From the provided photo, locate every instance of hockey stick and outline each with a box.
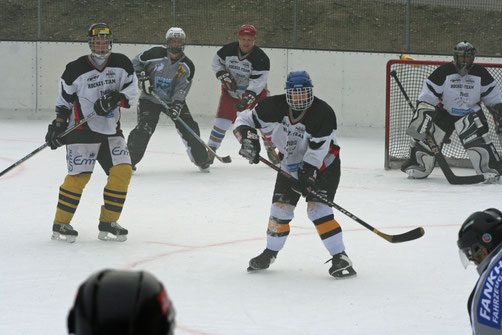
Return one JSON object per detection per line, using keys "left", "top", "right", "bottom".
{"left": 150, "top": 91, "right": 231, "bottom": 163}
{"left": 0, "top": 112, "right": 97, "bottom": 178}
{"left": 259, "top": 156, "right": 425, "bottom": 243}
{"left": 390, "top": 70, "right": 485, "bottom": 184}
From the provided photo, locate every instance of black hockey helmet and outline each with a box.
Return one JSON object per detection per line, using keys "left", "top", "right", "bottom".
{"left": 457, "top": 208, "right": 502, "bottom": 268}
{"left": 453, "top": 41, "right": 476, "bottom": 76}
{"left": 67, "top": 269, "right": 175, "bottom": 335}
{"left": 88, "top": 23, "right": 112, "bottom": 59}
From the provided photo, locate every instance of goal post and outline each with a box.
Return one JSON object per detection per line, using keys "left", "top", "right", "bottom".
{"left": 385, "top": 59, "right": 502, "bottom": 170}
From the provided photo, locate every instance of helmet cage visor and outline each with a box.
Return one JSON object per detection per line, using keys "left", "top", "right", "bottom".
{"left": 286, "top": 87, "right": 314, "bottom": 110}
{"left": 166, "top": 30, "right": 186, "bottom": 54}
{"left": 88, "top": 28, "right": 112, "bottom": 59}
{"left": 453, "top": 48, "right": 476, "bottom": 76}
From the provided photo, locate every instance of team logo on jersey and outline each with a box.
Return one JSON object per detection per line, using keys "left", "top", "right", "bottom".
{"left": 477, "top": 258, "right": 502, "bottom": 329}
{"left": 112, "top": 146, "right": 129, "bottom": 156}
{"left": 154, "top": 63, "right": 165, "bottom": 72}
{"left": 176, "top": 65, "right": 186, "bottom": 78}
{"left": 87, "top": 74, "right": 99, "bottom": 82}
{"left": 106, "top": 70, "right": 116, "bottom": 77}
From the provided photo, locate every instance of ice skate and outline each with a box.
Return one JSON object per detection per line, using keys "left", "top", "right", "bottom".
{"left": 197, "top": 160, "right": 211, "bottom": 173}
{"left": 51, "top": 223, "right": 78, "bottom": 243}
{"left": 328, "top": 251, "right": 357, "bottom": 279}
{"left": 247, "top": 248, "right": 278, "bottom": 272}
{"left": 98, "top": 221, "right": 128, "bottom": 242}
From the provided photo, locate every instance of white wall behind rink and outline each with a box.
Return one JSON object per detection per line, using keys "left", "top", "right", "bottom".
{"left": 2, "top": 41, "right": 500, "bottom": 128}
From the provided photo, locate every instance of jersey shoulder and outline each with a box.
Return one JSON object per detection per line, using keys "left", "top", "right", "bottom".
{"left": 109, "top": 53, "right": 134, "bottom": 75}
{"left": 469, "top": 64, "right": 495, "bottom": 85}
{"left": 217, "top": 42, "right": 239, "bottom": 59}
{"left": 139, "top": 46, "right": 168, "bottom": 62}
{"left": 61, "top": 56, "right": 94, "bottom": 85}
{"left": 306, "top": 97, "right": 337, "bottom": 131}
{"left": 255, "top": 94, "right": 288, "bottom": 122}
{"left": 428, "top": 62, "right": 457, "bottom": 85}
{"left": 248, "top": 46, "right": 270, "bottom": 71}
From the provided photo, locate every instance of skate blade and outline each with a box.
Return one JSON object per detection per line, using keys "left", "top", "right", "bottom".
{"left": 51, "top": 232, "right": 76, "bottom": 243}
{"left": 198, "top": 167, "right": 210, "bottom": 173}
{"left": 330, "top": 267, "right": 357, "bottom": 280}
{"left": 97, "top": 231, "right": 127, "bottom": 242}
{"left": 247, "top": 266, "right": 267, "bottom": 272}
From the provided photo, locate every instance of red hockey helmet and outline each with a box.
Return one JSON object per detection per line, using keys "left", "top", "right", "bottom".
{"left": 238, "top": 25, "right": 257, "bottom": 37}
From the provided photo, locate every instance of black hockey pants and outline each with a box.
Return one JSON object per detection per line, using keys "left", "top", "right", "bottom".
{"left": 127, "top": 98, "right": 208, "bottom": 167}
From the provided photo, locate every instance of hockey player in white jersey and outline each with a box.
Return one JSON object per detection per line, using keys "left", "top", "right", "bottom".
{"left": 233, "top": 71, "right": 356, "bottom": 279}
{"left": 402, "top": 41, "right": 502, "bottom": 181}
{"left": 207, "top": 24, "right": 279, "bottom": 166}
{"left": 457, "top": 208, "right": 502, "bottom": 334}
{"left": 46, "top": 23, "right": 138, "bottom": 243}
{"left": 127, "top": 27, "right": 209, "bottom": 172}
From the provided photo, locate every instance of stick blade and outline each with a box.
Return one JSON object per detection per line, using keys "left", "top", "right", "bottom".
{"left": 218, "top": 155, "right": 232, "bottom": 163}
{"left": 390, "top": 227, "right": 425, "bottom": 243}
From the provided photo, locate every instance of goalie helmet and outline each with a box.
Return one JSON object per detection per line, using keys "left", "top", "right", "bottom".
{"left": 88, "top": 23, "right": 112, "bottom": 59}
{"left": 457, "top": 208, "right": 502, "bottom": 268}
{"left": 67, "top": 269, "right": 175, "bottom": 335}
{"left": 453, "top": 41, "right": 476, "bottom": 76}
{"left": 285, "top": 71, "right": 314, "bottom": 111}
{"left": 165, "top": 27, "right": 186, "bottom": 55}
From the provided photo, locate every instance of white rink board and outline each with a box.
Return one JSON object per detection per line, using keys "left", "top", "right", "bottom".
{"left": 1, "top": 41, "right": 502, "bottom": 127}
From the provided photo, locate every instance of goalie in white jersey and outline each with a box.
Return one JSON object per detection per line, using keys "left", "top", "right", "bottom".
{"left": 233, "top": 71, "right": 356, "bottom": 279}
{"left": 45, "top": 23, "right": 138, "bottom": 243}
{"left": 402, "top": 41, "right": 502, "bottom": 181}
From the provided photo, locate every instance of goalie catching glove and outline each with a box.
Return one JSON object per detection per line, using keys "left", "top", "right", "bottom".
{"left": 216, "top": 71, "right": 237, "bottom": 93}
{"left": 234, "top": 125, "right": 260, "bottom": 164}
{"left": 293, "top": 162, "right": 318, "bottom": 197}
{"left": 45, "top": 119, "right": 68, "bottom": 150}
{"left": 94, "top": 90, "right": 121, "bottom": 116}
{"left": 235, "top": 91, "right": 256, "bottom": 112}
{"left": 163, "top": 101, "right": 184, "bottom": 120}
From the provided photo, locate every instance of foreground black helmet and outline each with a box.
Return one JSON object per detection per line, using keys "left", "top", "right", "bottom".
{"left": 68, "top": 269, "right": 175, "bottom": 335}
{"left": 88, "top": 23, "right": 112, "bottom": 59}
{"left": 457, "top": 208, "right": 502, "bottom": 268}
{"left": 453, "top": 41, "right": 476, "bottom": 76}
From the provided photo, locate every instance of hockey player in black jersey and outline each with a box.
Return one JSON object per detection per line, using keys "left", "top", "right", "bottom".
{"left": 46, "top": 23, "right": 138, "bottom": 243}
{"left": 233, "top": 71, "right": 356, "bottom": 279}
{"left": 401, "top": 41, "right": 502, "bottom": 182}
{"left": 126, "top": 27, "right": 209, "bottom": 172}
{"left": 207, "top": 25, "right": 279, "bottom": 166}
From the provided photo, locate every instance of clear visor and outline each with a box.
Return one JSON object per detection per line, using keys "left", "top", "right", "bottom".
{"left": 286, "top": 87, "right": 314, "bottom": 111}
{"left": 459, "top": 248, "right": 473, "bottom": 268}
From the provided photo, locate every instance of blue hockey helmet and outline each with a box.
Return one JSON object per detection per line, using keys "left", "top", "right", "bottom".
{"left": 457, "top": 208, "right": 502, "bottom": 268}
{"left": 285, "top": 71, "right": 314, "bottom": 110}
{"left": 67, "top": 269, "right": 175, "bottom": 335}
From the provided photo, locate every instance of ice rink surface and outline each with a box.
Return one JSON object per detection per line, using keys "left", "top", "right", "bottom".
{"left": 1, "top": 119, "right": 499, "bottom": 334}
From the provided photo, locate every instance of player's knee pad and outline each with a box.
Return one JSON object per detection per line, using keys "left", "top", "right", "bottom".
{"left": 456, "top": 112, "right": 502, "bottom": 175}
{"left": 270, "top": 202, "right": 295, "bottom": 222}
{"left": 307, "top": 201, "right": 333, "bottom": 222}
{"left": 401, "top": 140, "right": 436, "bottom": 179}
{"left": 107, "top": 164, "right": 133, "bottom": 191}
{"left": 406, "top": 102, "right": 437, "bottom": 141}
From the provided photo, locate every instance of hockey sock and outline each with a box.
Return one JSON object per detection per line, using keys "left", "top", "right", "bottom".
{"left": 266, "top": 202, "right": 295, "bottom": 251}
{"left": 99, "top": 164, "right": 132, "bottom": 223}
{"left": 308, "top": 202, "right": 345, "bottom": 255}
{"left": 208, "top": 118, "right": 232, "bottom": 149}
{"left": 53, "top": 173, "right": 92, "bottom": 225}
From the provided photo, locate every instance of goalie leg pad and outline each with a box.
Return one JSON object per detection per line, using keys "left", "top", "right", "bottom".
{"left": 456, "top": 112, "right": 502, "bottom": 176}
{"left": 406, "top": 102, "right": 437, "bottom": 141}
{"left": 401, "top": 140, "right": 436, "bottom": 179}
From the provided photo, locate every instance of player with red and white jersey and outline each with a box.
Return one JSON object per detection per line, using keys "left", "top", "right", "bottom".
{"left": 233, "top": 71, "right": 356, "bottom": 279}
{"left": 207, "top": 25, "right": 279, "bottom": 165}
{"left": 46, "top": 23, "right": 138, "bottom": 243}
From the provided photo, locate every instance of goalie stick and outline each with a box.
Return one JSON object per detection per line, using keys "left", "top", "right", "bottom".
{"left": 0, "top": 112, "right": 97, "bottom": 178}
{"left": 258, "top": 156, "right": 425, "bottom": 243}
{"left": 390, "top": 70, "right": 485, "bottom": 185}
{"left": 150, "top": 91, "right": 231, "bottom": 163}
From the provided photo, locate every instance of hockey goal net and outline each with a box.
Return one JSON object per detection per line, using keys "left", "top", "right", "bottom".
{"left": 385, "top": 59, "right": 502, "bottom": 169}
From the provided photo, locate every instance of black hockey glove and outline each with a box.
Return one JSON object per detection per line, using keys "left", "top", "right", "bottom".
{"left": 234, "top": 126, "right": 260, "bottom": 164}
{"left": 164, "top": 101, "right": 184, "bottom": 120}
{"left": 94, "top": 90, "right": 122, "bottom": 116}
{"left": 235, "top": 91, "right": 256, "bottom": 112}
{"left": 137, "top": 71, "right": 152, "bottom": 95}
{"left": 294, "top": 162, "right": 318, "bottom": 197}
{"left": 216, "top": 71, "right": 237, "bottom": 93}
{"left": 45, "top": 119, "right": 68, "bottom": 150}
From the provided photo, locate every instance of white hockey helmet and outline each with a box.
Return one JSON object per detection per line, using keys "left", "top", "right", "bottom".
{"left": 88, "top": 23, "right": 112, "bottom": 59}
{"left": 165, "top": 27, "right": 186, "bottom": 54}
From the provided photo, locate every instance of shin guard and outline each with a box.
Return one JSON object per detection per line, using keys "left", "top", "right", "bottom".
{"left": 53, "top": 173, "right": 91, "bottom": 225}
{"left": 99, "top": 164, "right": 132, "bottom": 223}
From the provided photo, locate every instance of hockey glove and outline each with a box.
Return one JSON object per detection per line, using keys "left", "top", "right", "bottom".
{"left": 235, "top": 91, "right": 257, "bottom": 112}
{"left": 234, "top": 125, "right": 261, "bottom": 164}
{"left": 294, "top": 162, "right": 318, "bottom": 197}
{"left": 216, "top": 71, "right": 237, "bottom": 93}
{"left": 94, "top": 90, "right": 122, "bottom": 116}
{"left": 137, "top": 71, "right": 152, "bottom": 95}
{"left": 164, "top": 101, "right": 184, "bottom": 120}
{"left": 45, "top": 118, "right": 68, "bottom": 150}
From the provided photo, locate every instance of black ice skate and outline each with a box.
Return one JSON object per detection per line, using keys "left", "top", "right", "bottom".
{"left": 327, "top": 251, "right": 357, "bottom": 279}
{"left": 98, "top": 221, "right": 128, "bottom": 242}
{"left": 51, "top": 223, "right": 78, "bottom": 243}
{"left": 247, "top": 248, "right": 278, "bottom": 272}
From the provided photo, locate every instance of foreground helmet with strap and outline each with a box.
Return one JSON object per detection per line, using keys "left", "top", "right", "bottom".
{"left": 88, "top": 23, "right": 112, "bottom": 59}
